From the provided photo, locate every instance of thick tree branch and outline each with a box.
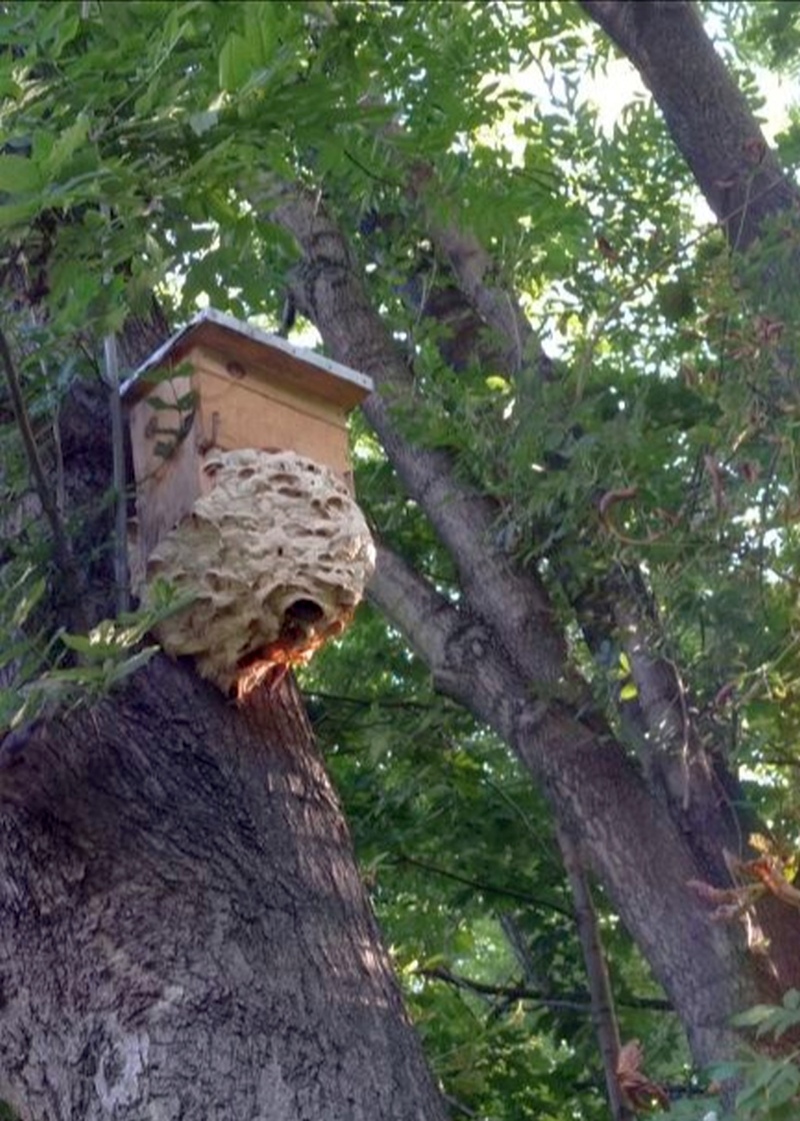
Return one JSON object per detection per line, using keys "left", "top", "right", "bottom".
{"left": 267, "top": 185, "right": 572, "bottom": 688}
{"left": 367, "top": 543, "right": 453, "bottom": 669}
{"left": 372, "top": 545, "right": 658, "bottom": 1093}
{"left": 408, "top": 168, "right": 541, "bottom": 379}
{"left": 368, "top": 545, "right": 755, "bottom": 1067}
{"left": 580, "top": 0, "right": 798, "bottom": 250}
{"left": 576, "top": 564, "right": 749, "bottom": 884}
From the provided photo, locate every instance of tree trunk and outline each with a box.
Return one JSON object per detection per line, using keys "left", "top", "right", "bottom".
{"left": 0, "top": 656, "right": 447, "bottom": 1121}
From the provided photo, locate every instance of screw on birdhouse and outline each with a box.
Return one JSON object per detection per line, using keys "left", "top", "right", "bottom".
{"left": 120, "top": 308, "right": 375, "bottom": 695}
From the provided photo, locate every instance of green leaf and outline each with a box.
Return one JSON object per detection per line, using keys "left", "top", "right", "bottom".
{"left": 43, "top": 115, "right": 90, "bottom": 178}
{"left": 0, "top": 155, "right": 43, "bottom": 194}
{"left": 219, "top": 31, "right": 252, "bottom": 91}
{"left": 733, "top": 1003, "right": 780, "bottom": 1028}
{"left": 782, "top": 987, "right": 800, "bottom": 1011}
{"left": 105, "top": 646, "right": 159, "bottom": 685}
{"left": 58, "top": 632, "right": 96, "bottom": 656}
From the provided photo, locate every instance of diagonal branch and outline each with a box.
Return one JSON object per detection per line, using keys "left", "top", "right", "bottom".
{"left": 580, "top": 0, "right": 798, "bottom": 251}
{"left": 420, "top": 964, "right": 671, "bottom": 1014}
{"left": 368, "top": 545, "right": 750, "bottom": 1068}
{"left": 367, "top": 542, "right": 454, "bottom": 671}
{"left": 393, "top": 852, "right": 574, "bottom": 919}
{"left": 268, "top": 184, "right": 572, "bottom": 689}
{"left": 408, "top": 167, "right": 541, "bottom": 379}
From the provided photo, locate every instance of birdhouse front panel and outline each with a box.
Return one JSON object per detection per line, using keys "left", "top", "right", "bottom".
{"left": 191, "top": 344, "right": 352, "bottom": 482}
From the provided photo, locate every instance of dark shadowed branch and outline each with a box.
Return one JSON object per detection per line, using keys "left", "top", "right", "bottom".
{"left": 0, "top": 324, "right": 87, "bottom": 632}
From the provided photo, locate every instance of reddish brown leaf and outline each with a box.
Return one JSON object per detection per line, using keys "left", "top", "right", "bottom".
{"left": 617, "top": 1040, "right": 671, "bottom": 1112}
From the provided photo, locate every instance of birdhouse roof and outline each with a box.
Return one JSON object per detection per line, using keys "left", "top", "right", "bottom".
{"left": 120, "top": 308, "right": 374, "bottom": 409}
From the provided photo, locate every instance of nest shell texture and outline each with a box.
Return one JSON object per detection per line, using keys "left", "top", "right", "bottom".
{"left": 145, "top": 448, "right": 375, "bottom": 690}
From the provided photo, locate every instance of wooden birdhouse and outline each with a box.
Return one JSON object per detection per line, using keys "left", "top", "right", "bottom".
{"left": 121, "top": 308, "right": 374, "bottom": 592}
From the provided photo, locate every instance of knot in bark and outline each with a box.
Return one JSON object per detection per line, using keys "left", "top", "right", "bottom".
{"left": 440, "top": 619, "right": 495, "bottom": 680}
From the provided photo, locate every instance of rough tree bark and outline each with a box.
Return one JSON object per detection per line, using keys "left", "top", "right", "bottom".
{"left": 0, "top": 655, "right": 448, "bottom": 1121}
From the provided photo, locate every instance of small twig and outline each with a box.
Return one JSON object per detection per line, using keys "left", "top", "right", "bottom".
{"left": 422, "top": 965, "right": 593, "bottom": 1013}
{"left": 103, "top": 330, "right": 130, "bottom": 614}
{"left": 51, "top": 403, "right": 66, "bottom": 518}
{"left": 303, "top": 689, "right": 437, "bottom": 712}
{"left": 394, "top": 852, "right": 574, "bottom": 918}
{"left": 557, "top": 824, "right": 636, "bottom": 1121}
{"left": 99, "top": 203, "right": 130, "bottom": 616}
{"left": 31, "top": 324, "right": 67, "bottom": 521}
{"left": 419, "top": 964, "right": 671, "bottom": 1013}
{"left": 343, "top": 148, "right": 400, "bottom": 189}
{"left": 499, "top": 912, "right": 548, "bottom": 991}
{"left": 0, "top": 324, "right": 87, "bottom": 631}
{"left": 442, "top": 1091, "right": 478, "bottom": 1118}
